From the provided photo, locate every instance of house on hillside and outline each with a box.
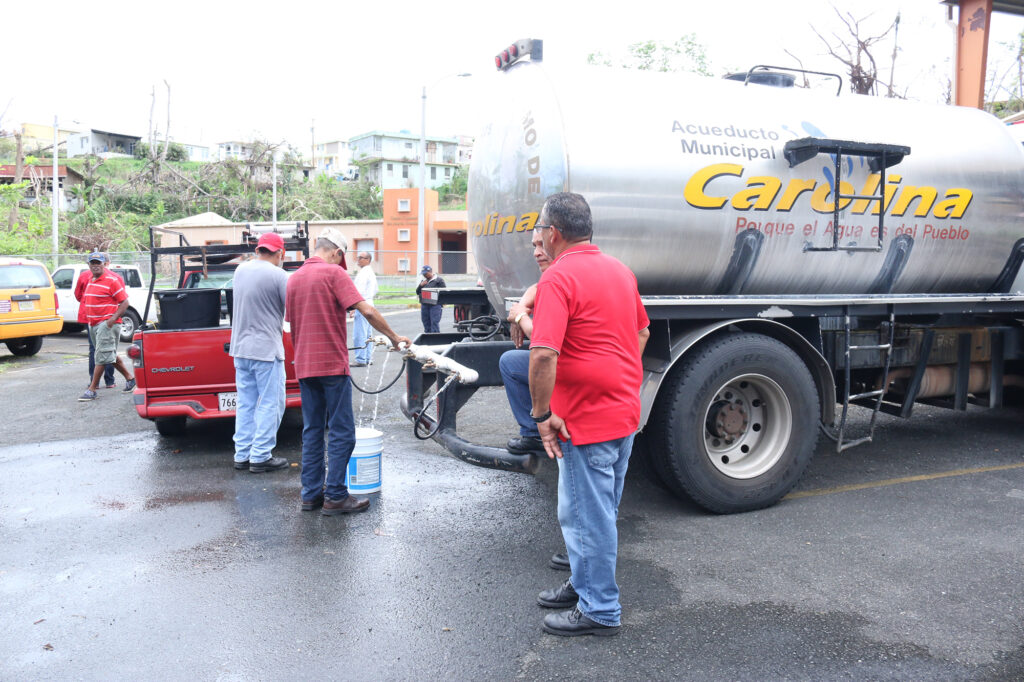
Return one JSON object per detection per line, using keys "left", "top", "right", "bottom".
{"left": 217, "top": 141, "right": 254, "bottom": 161}
{"left": 313, "top": 140, "right": 356, "bottom": 179}
{"left": 348, "top": 131, "right": 459, "bottom": 190}
{"left": 0, "top": 164, "right": 85, "bottom": 211}
{"left": 67, "top": 129, "right": 141, "bottom": 157}
{"left": 174, "top": 141, "right": 211, "bottom": 162}
{"left": 17, "top": 123, "right": 78, "bottom": 154}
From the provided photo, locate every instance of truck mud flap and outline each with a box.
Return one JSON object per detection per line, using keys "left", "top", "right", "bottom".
{"left": 402, "top": 334, "right": 540, "bottom": 475}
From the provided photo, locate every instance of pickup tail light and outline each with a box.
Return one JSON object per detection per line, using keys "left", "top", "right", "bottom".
{"left": 54, "top": 293, "right": 59, "bottom": 310}
{"left": 127, "top": 342, "right": 143, "bottom": 367}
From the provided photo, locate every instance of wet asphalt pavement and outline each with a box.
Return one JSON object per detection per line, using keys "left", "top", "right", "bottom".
{"left": 2, "top": 307, "right": 1024, "bottom": 680}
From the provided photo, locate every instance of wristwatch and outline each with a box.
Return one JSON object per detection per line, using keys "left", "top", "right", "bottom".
{"left": 530, "top": 409, "right": 552, "bottom": 423}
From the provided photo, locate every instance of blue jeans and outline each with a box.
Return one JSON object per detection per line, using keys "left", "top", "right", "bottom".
{"left": 499, "top": 349, "right": 537, "bottom": 437}
{"left": 233, "top": 357, "right": 286, "bottom": 464}
{"left": 87, "top": 326, "right": 115, "bottom": 386}
{"left": 420, "top": 304, "right": 442, "bottom": 333}
{"left": 299, "top": 375, "right": 355, "bottom": 502}
{"left": 557, "top": 434, "right": 634, "bottom": 627}
{"left": 353, "top": 311, "right": 372, "bottom": 364}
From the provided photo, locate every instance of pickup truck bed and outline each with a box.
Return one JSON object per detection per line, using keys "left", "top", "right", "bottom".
{"left": 131, "top": 323, "right": 301, "bottom": 435}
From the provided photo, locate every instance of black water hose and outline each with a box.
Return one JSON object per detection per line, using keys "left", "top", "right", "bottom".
{"left": 350, "top": 357, "right": 407, "bottom": 395}
{"left": 455, "top": 314, "right": 503, "bottom": 341}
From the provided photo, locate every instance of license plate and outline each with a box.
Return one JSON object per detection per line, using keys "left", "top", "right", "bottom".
{"left": 218, "top": 392, "right": 237, "bottom": 412}
{"left": 17, "top": 300, "right": 34, "bottom": 311}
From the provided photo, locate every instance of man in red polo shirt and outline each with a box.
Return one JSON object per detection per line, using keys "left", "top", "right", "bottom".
{"left": 286, "top": 228, "right": 410, "bottom": 515}
{"left": 528, "top": 193, "right": 650, "bottom": 637}
{"left": 79, "top": 251, "right": 136, "bottom": 401}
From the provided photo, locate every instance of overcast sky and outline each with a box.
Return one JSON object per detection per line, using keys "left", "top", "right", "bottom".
{"left": 5, "top": 0, "right": 1024, "bottom": 155}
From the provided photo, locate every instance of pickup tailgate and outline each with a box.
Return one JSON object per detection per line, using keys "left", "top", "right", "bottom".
{"left": 135, "top": 327, "right": 300, "bottom": 420}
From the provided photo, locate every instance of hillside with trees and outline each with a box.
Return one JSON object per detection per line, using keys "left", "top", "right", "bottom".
{"left": 0, "top": 136, "right": 469, "bottom": 255}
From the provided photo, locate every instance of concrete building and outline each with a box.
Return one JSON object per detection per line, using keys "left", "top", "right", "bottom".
{"left": 67, "top": 129, "right": 141, "bottom": 157}
{"left": 155, "top": 189, "right": 471, "bottom": 276}
{"left": 348, "top": 130, "right": 458, "bottom": 190}
{"left": 379, "top": 188, "right": 472, "bottom": 275}
{"left": 313, "top": 140, "right": 356, "bottom": 179}
{"left": 17, "top": 123, "right": 78, "bottom": 154}
{"left": 217, "top": 141, "right": 254, "bottom": 161}
{"left": 175, "top": 142, "right": 211, "bottom": 162}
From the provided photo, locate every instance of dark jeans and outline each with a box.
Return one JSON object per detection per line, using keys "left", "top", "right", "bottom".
{"left": 87, "top": 326, "right": 115, "bottom": 386}
{"left": 299, "top": 375, "right": 356, "bottom": 502}
{"left": 420, "top": 304, "right": 442, "bottom": 333}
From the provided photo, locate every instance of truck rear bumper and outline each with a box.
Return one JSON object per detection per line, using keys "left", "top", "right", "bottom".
{"left": 134, "top": 389, "right": 301, "bottom": 420}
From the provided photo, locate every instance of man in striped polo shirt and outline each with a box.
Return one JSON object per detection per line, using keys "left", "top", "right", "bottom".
{"left": 79, "top": 252, "right": 136, "bottom": 402}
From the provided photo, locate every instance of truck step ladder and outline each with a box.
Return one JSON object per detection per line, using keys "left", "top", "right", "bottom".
{"left": 834, "top": 306, "right": 896, "bottom": 452}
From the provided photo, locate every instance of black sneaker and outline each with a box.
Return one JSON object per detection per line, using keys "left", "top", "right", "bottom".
{"left": 233, "top": 460, "right": 250, "bottom": 470}
{"left": 122, "top": 378, "right": 137, "bottom": 393}
{"left": 542, "top": 606, "right": 619, "bottom": 637}
{"left": 538, "top": 579, "right": 579, "bottom": 608}
{"left": 249, "top": 456, "right": 289, "bottom": 473}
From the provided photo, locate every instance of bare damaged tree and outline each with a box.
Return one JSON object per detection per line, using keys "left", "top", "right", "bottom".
{"left": 6, "top": 132, "right": 24, "bottom": 231}
{"left": 812, "top": 7, "right": 902, "bottom": 96}
{"left": 161, "top": 80, "right": 171, "bottom": 163}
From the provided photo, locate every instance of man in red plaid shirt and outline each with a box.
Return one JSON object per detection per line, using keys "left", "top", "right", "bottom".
{"left": 286, "top": 228, "right": 410, "bottom": 515}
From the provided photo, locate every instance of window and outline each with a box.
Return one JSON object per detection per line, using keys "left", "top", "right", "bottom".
{"left": 398, "top": 228, "right": 411, "bottom": 241}
{"left": 402, "top": 165, "right": 409, "bottom": 179}
{"left": 397, "top": 198, "right": 410, "bottom": 212}
{"left": 0, "top": 264, "right": 50, "bottom": 288}
{"left": 398, "top": 258, "right": 410, "bottom": 272}
{"left": 430, "top": 167, "right": 436, "bottom": 180}
{"left": 445, "top": 167, "right": 451, "bottom": 178}
{"left": 52, "top": 268, "right": 73, "bottom": 289}
{"left": 404, "top": 142, "right": 413, "bottom": 149}
{"left": 386, "top": 163, "right": 393, "bottom": 177}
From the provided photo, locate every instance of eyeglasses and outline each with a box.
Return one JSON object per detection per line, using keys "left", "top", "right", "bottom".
{"left": 534, "top": 223, "right": 554, "bottom": 231}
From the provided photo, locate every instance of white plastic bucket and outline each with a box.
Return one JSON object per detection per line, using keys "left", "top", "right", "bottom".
{"left": 346, "top": 427, "right": 383, "bottom": 494}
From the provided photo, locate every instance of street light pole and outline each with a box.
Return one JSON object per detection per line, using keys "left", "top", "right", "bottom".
{"left": 418, "top": 73, "right": 471, "bottom": 277}
{"left": 52, "top": 115, "right": 59, "bottom": 267}
{"left": 418, "top": 86, "right": 427, "bottom": 277}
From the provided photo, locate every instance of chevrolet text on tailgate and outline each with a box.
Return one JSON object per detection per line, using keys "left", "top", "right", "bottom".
{"left": 128, "top": 223, "right": 309, "bottom": 436}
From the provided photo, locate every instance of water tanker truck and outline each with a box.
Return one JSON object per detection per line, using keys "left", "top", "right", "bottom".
{"left": 401, "top": 39, "right": 1024, "bottom": 513}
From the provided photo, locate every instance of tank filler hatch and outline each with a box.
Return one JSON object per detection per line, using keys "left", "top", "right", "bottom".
{"left": 784, "top": 137, "right": 911, "bottom": 253}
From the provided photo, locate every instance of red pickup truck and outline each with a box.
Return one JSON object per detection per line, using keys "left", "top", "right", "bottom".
{"left": 128, "top": 225, "right": 309, "bottom": 436}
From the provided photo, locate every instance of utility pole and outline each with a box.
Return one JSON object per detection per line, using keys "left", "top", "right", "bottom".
{"left": 52, "top": 115, "right": 59, "bottom": 267}
{"left": 310, "top": 119, "right": 315, "bottom": 171}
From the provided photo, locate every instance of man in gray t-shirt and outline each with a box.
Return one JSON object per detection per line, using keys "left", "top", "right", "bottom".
{"left": 229, "top": 232, "right": 290, "bottom": 473}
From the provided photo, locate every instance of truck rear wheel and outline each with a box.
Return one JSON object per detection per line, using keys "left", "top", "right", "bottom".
{"left": 155, "top": 417, "right": 187, "bottom": 437}
{"left": 649, "top": 332, "right": 819, "bottom": 513}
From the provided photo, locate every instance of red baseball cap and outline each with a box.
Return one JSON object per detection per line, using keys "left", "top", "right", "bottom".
{"left": 257, "top": 232, "right": 285, "bottom": 252}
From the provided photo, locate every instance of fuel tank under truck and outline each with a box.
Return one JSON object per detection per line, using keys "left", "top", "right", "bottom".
{"left": 468, "top": 60, "right": 1024, "bottom": 314}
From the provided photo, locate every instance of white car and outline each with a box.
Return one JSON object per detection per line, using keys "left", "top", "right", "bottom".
{"left": 51, "top": 263, "right": 155, "bottom": 342}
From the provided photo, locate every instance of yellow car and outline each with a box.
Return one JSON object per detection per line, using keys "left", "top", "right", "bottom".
{"left": 0, "top": 256, "right": 63, "bottom": 356}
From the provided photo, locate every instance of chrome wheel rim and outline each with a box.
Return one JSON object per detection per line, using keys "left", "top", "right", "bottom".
{"left": 702, "top": 373, "right": 792, "bottom": 479}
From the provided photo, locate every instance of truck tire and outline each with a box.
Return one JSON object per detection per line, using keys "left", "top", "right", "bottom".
{"left": 119, "top": 310, "right": 141, "bottom": 342}
{"left": 649, "top": 332, "right": 819, "bottom": 513}
{"left": 155, "top": 417, "right": 187, "bottom": 437}
{"left": 6, "top": 337, "right": 44, "bottom": 356}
